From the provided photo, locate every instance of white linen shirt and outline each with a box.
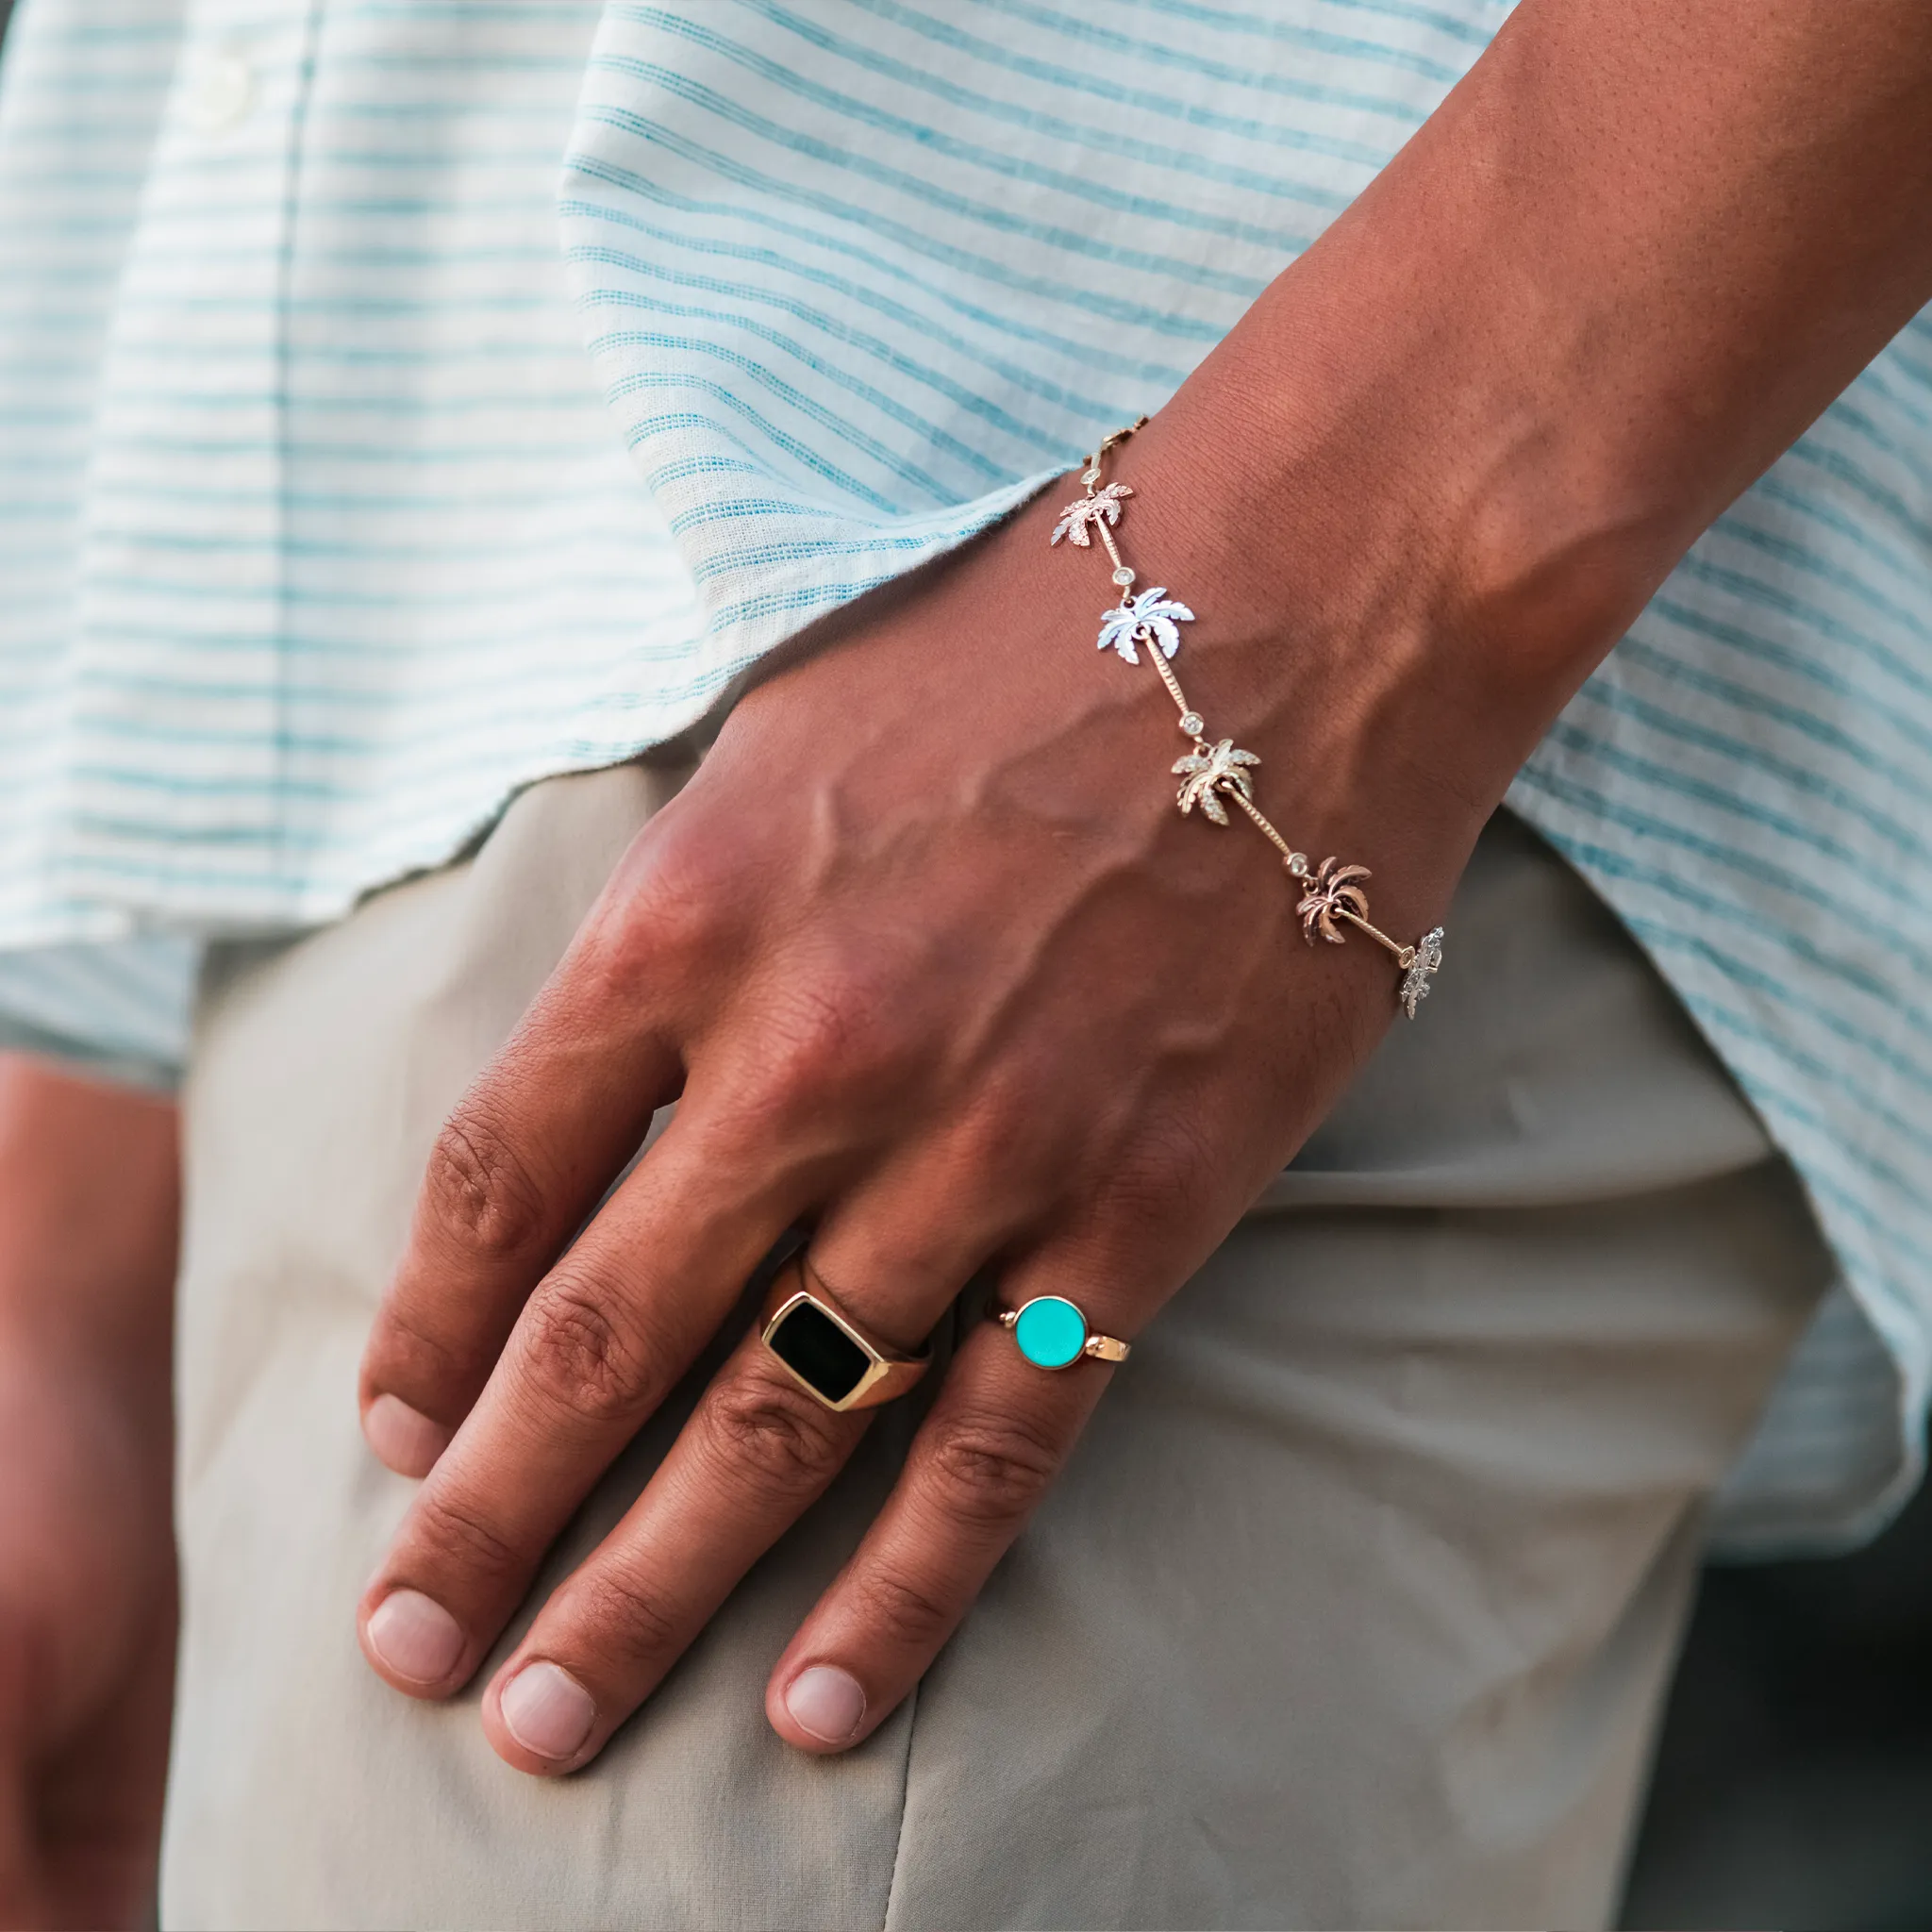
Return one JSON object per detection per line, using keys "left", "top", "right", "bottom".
{"left": 0, "top": 0, "right": 1927, "bottom": 1550}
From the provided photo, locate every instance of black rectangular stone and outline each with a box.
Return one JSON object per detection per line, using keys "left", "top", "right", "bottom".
{"left": 768, "top": 1298, "right": 871, "bottom": 1404}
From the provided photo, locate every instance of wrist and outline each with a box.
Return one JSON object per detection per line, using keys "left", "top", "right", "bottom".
{"left": 1041, "top": 401, "right": 1518, "bottom": 931}
{"left": 1142, "top": 333, "right": 1657, "bottom": 769}
{"left": 1113, "top": 41, "right": 1752, "bottom": 814}
{"left": 1020, "top": 423, "right": 1476, "bottom": 1014}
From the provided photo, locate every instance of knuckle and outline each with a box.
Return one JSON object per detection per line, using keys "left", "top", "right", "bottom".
{"left": 515, "top": 1278, "right": 654, "bottom": 1430}
{"left": 763, "top": 985, "right": 864, "bottom": 1100}
{"left": 588, "top": 818, "right": 738, "bottom": 991}
{"left": 921, "top": 1407, "right": 1063, "bottom": 1528}
{"left": 758, "top": 974, "right": 908, "bottom": 1116}
{"left": 567, "top": 1567, "right": 686, "bottom": 1669}
{"left": 949, "top": 1087, "right": 1062, "bottom": 1208}
{"left": 584, "top": 875, "right": 710, "bottom": 996}
{"left": 368, "top": 1295, "right": 469, "bottom": 1391}
{"left": 1103, "top": 1117, "right": 1217, "bottom": 1228}
{"left": 851, "top": 1565, "right": 957, "bottom": 1652}
{"left": 422, "top": 1101, "right": 550, "bottom": 1266}
{"left": 705, "top": 1373, "right": 848, "bottom": 1492}
{"left": 413, "top": 1488, "right": 522, "bottom": 1590}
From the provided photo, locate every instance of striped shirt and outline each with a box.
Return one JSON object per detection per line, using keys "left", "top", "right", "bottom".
{"left": 0, "top": 0, "right": 1925, "bottom": 1551}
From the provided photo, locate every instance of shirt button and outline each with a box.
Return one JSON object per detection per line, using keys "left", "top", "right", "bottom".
{"left": 184, "top": 44, "right": 257, "bottom": 133}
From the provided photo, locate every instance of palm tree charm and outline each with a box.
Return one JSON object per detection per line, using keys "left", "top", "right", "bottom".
{"left": 1172, "top": 739, "right": 1261, "bottom": 825}
{"left": 1051, "top": 482, "right": 1132, "bottom": 547}
{"left": 1296, "top": 856, "right": 1373, "bottom": 945}
{"left": 1096, "top": 586, "right": 1193, "bottom": 663}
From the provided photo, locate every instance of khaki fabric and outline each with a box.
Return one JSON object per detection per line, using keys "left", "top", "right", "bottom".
{"left": 160, "top": 765, "right": 1830, "bottom": 1931}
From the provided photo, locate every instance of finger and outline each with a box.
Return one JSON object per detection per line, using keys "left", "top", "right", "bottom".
{"left": 765, "top": 1275, "right": 1127, "bottom": 1755}
{"left": 475, "top": 1328, "right": 873, "bottom": 1774}
{"left": 357, "top": 1114, "right": 804, "bottom": 1698}
{"left": 468, "top": 1153, "right": 1024, "bottom": 1773}
{"left": 359, "top": 959, "right": 684, "bottom": 1476}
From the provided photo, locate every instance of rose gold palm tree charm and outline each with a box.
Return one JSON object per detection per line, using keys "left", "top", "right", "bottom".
{"left": 1289, "top": 855, "right": 1445, "bottom": 1015}
{"left": 1049, "top": 420, "right": 1447, "bottom": 1020}
{"left": 1050, "top": 482, "right": 1132, "bottom": 548}
{"left": 1295, "top": 857, "right": 1373, "bottom": 944}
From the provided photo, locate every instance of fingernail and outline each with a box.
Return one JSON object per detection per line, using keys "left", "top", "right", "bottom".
{"left": 785, "top": 1665, "right": 867, "bottom": 1744}
{"left": 365, "top": 1590, "right": 464, "bottom": 1685}
{"left": 364, "top": 1394, "right": 454, "bottom": 1478}
{"left": 500, "top": 1661, "right": 597, "bottom": 1762}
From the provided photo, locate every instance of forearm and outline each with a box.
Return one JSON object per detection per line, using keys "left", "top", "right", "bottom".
{"left": 0, "top": 1055, "right": 178, "bottom": 1422}
{"left": 0, "top": 1056, "right": 178, "bottom": 1931}
{"left": 1140, "top": 0, "right": 1932, "bottom": 813}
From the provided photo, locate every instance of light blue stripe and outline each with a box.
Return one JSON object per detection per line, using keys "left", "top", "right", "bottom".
{"left": 642, "top": 3, "right": 1371, "bottom": 199}
{"left": 785, "top": 0, "right": 1416, "bottom": 145}
{"left": 958, "top": 0, "right": 1462, "bottom": 85}
{"left": 559, "top": 188, "right": 1191, "bottom": 386}
{"left": 589, "top": 61, "right": 1309, "bottom": 272}
{"left": 1514, "top": 760, "right": 1932, "bottom": 1020}
{"left": 563, "top": 145, "right": 1234, "bottom": 342}
{"left": 578, "top": 263, "right": 1115, "bottom": 434}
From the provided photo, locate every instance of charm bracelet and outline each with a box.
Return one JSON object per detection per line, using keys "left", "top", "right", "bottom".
{"left": 1050, "top": 420, "right": 1445, "bottom": 1019}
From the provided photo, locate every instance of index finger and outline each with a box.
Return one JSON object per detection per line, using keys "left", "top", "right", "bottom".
{"left": 358, "top": 965, "right": 684, "bottom": 1476}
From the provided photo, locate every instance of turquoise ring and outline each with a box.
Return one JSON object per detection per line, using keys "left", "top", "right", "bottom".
{"left": 994, "top": 1295, "right": 1132, "bottom": 1370}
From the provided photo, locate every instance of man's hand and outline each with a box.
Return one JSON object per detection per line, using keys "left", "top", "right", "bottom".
{"left": 356, "top": 0, "right": 1932, "bottom": 1772}
{"left": 351, "top": 391, "right": 1505, "bottom": 1770}
{"left": 0, "top": 1058, "right": 178, "bottom": 1929}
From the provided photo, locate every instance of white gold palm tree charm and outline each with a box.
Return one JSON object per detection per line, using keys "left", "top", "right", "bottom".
{"left": 1172, "top": 739, "right": 1260, "bottom": 825}
{"left": 1399, "top": 926, "right": 1445, "bottom": 1019}
{"left": 1050, "top": 482, "right": 1132, "bottom": 547}
{"left": 1097, "top": 587, "right": 1193, "bottom": 663}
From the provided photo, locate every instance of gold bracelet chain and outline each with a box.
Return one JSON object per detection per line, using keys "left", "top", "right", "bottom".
{"left": 1051, "top": 419, "right": 1445, "bottom": 1019}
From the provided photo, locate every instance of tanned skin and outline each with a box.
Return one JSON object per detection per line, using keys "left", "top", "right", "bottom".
{"left": 3, "top": 4, "right": 1931, "bottom": 1917}
{"left": 0, "top": 1058, "right": 176, "bottom": 1928}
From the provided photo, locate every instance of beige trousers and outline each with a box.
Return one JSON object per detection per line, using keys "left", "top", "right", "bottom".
{"left": 159, "top": 763, "right": 1829, "bottom": 1931}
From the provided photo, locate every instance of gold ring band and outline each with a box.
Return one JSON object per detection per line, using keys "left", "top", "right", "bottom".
{"left": 758, "top": 1255, "right": 931, "bottom": 1412}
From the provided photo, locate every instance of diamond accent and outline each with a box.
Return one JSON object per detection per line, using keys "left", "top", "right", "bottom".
{"left": 1178, "top": 709, "right": 1205, "bottom": 737}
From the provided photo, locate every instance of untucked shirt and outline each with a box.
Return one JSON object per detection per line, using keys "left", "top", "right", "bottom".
{"left": 0, "top": 0, "right": 1927, "bottom": 1551}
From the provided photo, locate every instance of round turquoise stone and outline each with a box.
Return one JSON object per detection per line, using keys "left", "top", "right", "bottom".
{"left": 1012, "top": 1295, "right": 1088, "bottom": 1370}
